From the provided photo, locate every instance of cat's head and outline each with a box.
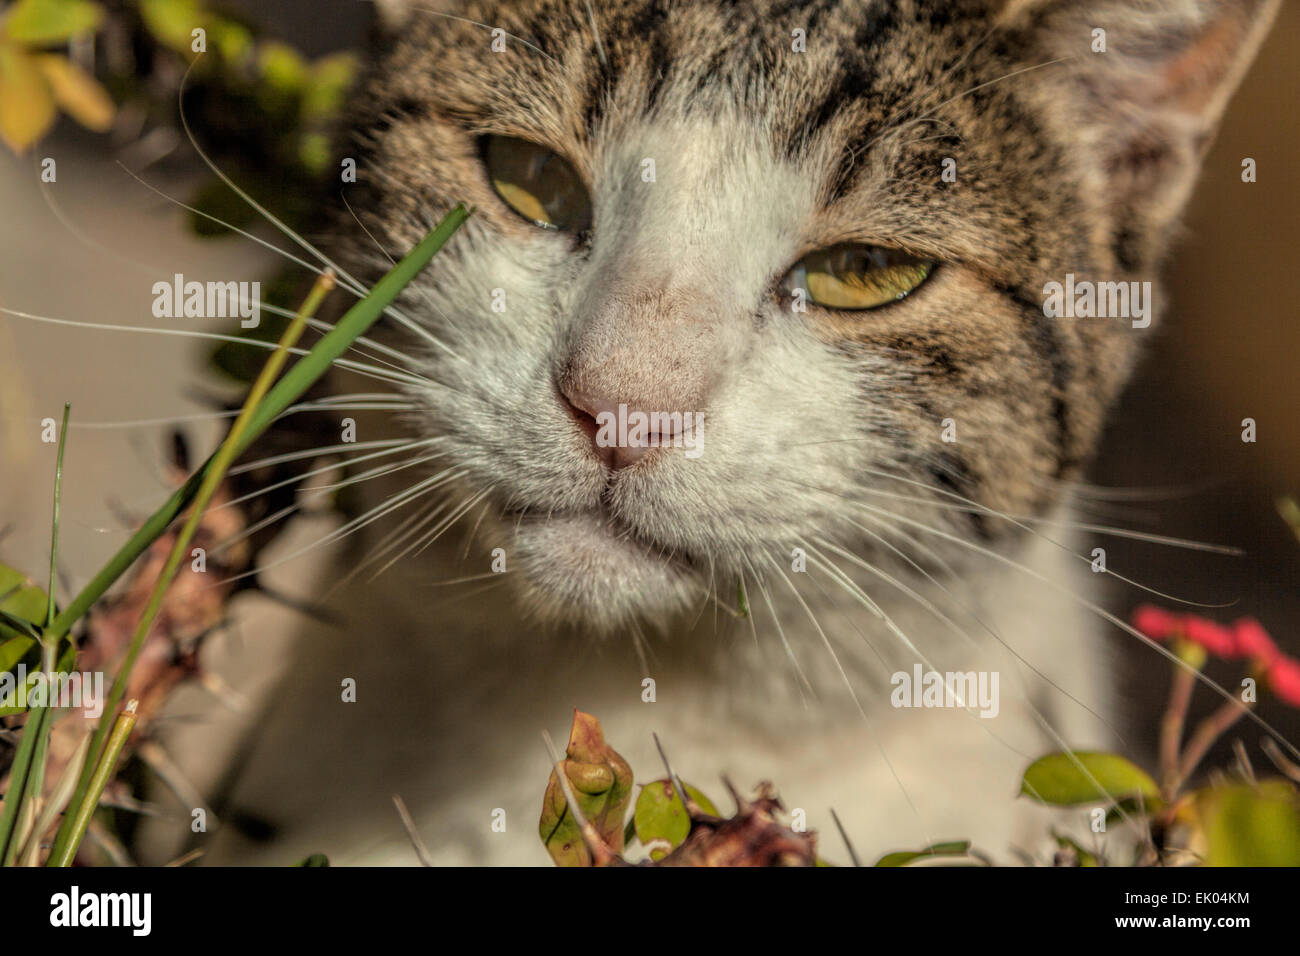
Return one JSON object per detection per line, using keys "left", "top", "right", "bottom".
{"left": 336, "top": 0, "right": 1276, "bottom": 632}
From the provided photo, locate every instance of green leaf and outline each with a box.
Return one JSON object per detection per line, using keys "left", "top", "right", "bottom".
{"left": 0, "top": 563, "right": 49, "bottom": 642}
{"left": 3, "top": 0, "right": 103, "bottom": 45}
{"left": 259, "top": 42, "right": 307, "bottom": 95}
{"left": 632, "top": 778, "right": 719, "bottom": 861}
{"left": 0, "top": 667, "right": 40, "bottom": 714}
{"left": 294, "top": 853, "right": 330, "bottom": 867}
{"left": 298, "top": 131, "right": 329, "bottom": 175}
{"left": 35, "top": 53, "right": 114, "bottom": 132}
{"left": 209, "top": 18, "right": 252, "bottom": 65}
{"left": 1021, "top": 751, "right": 1160, "bottom": 807}
{"left": 138, "top": 0, "right": 201, "bottom": 52}
{"left": 0, "top": 44, "right": 55, "bottom": 152}
{"left": 1195, "top": 781, "right": 1300, "bottom": 866}
{"left": 0, "top": 612, "right": 40, "bottom": 641}
{"left": 0, "top": 635, "right": 36, "bottom": 671}
{"left": 302, "top": 52, "right": 356, "bottom": 120}
{"left": 875, "top": 839, "right": 972, "bottom": 867}
{"left": 538, "top": 710, "right": 634, "bottom": 866}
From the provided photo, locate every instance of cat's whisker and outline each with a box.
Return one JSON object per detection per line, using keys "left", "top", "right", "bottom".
{"left": 210, "top": 449, "right": 451, "bottom": 557}
{"left": 172, "top": 56, "right": 466, "bottom": 364}
{"left": 216, "top": 437, "right": 443, "bottom": 512}
{"left": 352, "top": 482, "right": 497, "bottom": 584}
{"left": 97, "top": 163, "right": 435, "bottom": 382}
{"left": 744, "top": 554, "right": 815, "bottom": 701}
{"left": 897, "top": 56, "right": 1071, "bottom": 142}
{"left": 1032, "top": 474, "right": 1222, "bottom": 504}
{"left": 782, "top": 473, "right": 1237, "bottom": 612}
{"left": 769, "top": 549, "right": 937, "bottom": 845}
{"left": 211, "top": 467, "right": 462, "bottom": 588}
{"left": 804, "top": 541, "right": 1155, "bottom": 848}
{"left": 37, "top": 166, "right": 169, "bottom": 280}
{"left": 814, "top": 529, "right": 1133, "bottom": 790}
{"left": 459, "top": 493, "right": 496, "bottom": 561}
{"left": 114, "top": 161, "right": 365, "bottom": 299}
{"left": 336, "top": 192, "right": 481, "bottom": 372}
{"left": 251, "top": 447, "right": 447, "bottom": 508}
{"left": 851, "top": 466, "right": 1242, "bottom": 608}
{"left": 426, "top": 570, "right": 507, "bottom": 587}
{"left": 820, "top": 520, "right": 1120, "bottom": 743}
{"left": 842, "top": 498, "right": 1300, "bottom": 766}
{"left": 365, "top": 486, "right": 497, "bottom": 582}
{"left": 40, "top": 397, "right": 411, "bottom": 431}
{"left": 354, "top": 495, "right": 465, "bottom": 582}
{"left": 629, "top": 620, "right": 651, "bottom": 677}
{"left": 398, "top": 4, "right": 558, "bottom": 63}
{"left": 851, "top": 484, "right": 1243, "bottom": 557}
{"left": 0, "top": 304, "right": 434, "bottom": 390}
{"left": 227, "top": 437, "right": 417, "bottom": 475}
{"left": 765, "top": 553, "right": 869, "bottom": 716}
{"left": 582, "top": 0, "right": 608, "bottom": 68}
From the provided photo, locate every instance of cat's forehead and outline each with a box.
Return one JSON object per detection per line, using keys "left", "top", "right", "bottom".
{"left": 385, "top": 0, "right": 986, "bottom": 151}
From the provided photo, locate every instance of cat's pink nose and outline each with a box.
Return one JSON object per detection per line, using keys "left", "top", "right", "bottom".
{"left": 560, "top": 389, "right": 682, "bottom": 471}
{"left": 557, "top": 285, "right": 729, "bottom": 471}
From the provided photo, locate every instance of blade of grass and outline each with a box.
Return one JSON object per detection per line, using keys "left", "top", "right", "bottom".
{"left": 46, "top": 701, "right": 138, "bottom": 868}
{"left": 0, "top": 401, "right": 69, "bottom": 865}
{"left": 45, "top": 402, "right": 68, "bottom": 631}
{"left": 48, "top": 269, "right": 333, "bottom": 865}
{"left": 0, "top": 707, "right": 48, "bottom": 864}
{"left": 42, "top": 205, "right": 468, "bottom": 861}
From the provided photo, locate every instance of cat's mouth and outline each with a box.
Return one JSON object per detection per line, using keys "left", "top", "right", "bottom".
{"left": 503, "top": 504, "right": 701, "bottom": 631}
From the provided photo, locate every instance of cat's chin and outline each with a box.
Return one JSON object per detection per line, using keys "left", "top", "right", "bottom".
{"left": 508, "top": 513, "right": 698, "bottom": 633}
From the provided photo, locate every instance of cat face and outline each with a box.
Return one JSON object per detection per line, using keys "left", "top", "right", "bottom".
{"left": 335, "top": 0, "right": 1276, "bottom": 631}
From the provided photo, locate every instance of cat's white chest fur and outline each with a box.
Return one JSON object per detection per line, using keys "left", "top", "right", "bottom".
{"left": 198, "top": 504, "right": 1114, "bottom": 866}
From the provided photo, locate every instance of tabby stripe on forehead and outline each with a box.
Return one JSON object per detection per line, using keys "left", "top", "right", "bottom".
{"left": 783, "top": 6, "right": 897, "bottom": 188}
{"left": 582, "top": 0, "right": 673, "bottom": 134}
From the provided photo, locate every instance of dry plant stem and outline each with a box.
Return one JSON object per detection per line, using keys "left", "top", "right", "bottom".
{"left": 1261, "top": 737, "right": 1300, "bottom": 784}
{"left": 1160, "top": 663, "right": 1198, "bottom": 798}
{"left": 47, "top": 272, "right": 333, "bottom": 865}
{"left": 1175, "top": 698, "right": 1252, "bottom": 790}
{"left": 392, "top": 794, "right": 435, "bottom": 867}
{"left": 47, "top": 700, "right": 138, "bottom": 868}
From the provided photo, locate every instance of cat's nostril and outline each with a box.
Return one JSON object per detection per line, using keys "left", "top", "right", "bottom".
{"left": 558, "top": 386, "right": 661, "bottom": 471}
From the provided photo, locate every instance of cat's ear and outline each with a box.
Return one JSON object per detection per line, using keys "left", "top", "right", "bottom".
{"left": 1000, "top": 0, "right": 1279, "bottom": 243}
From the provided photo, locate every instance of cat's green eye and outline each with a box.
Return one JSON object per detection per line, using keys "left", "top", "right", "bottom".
{"left": 483, "top": 135, "right": 592, "bottom": 234}
{"left": 782, "top": 244, "right": 933, "bottom": 310}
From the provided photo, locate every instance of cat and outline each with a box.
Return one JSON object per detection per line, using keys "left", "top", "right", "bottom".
{"left": 184, "top": 0, "right": 1279, "bottom": 865}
